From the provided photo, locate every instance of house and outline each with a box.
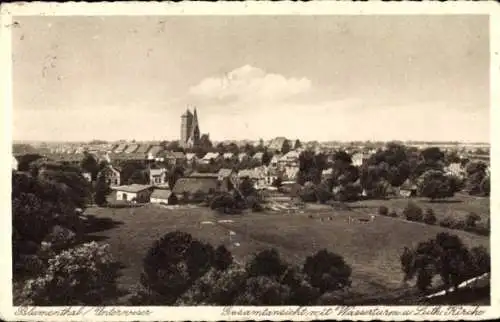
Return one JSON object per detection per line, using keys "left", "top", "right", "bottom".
{"left": 124, "top": 144, "right": 140, "bottom": 154}
{"left": 238, "top": 152, "right": 249, "bottom": 162}
{"left": 113, "top": 143, "right": 128, "bottom": 153}
{"left": 352, "top": 152, "right": 370, "bottom": 167}
{"left": 279, "top": 151, "right": 300, "bottom": 167}
{"left": 147, "top": 145, "right": 164, "bottom": 161}
{"left": 445, "top": 162, "right": 465, "bottom": 178}
{"left": 201, "top": 152, "right": 220, "bottom": 164}
{"left": 267, "top": 137, "right": 290, "bottom": 153}
{"left": 112, "top": 184, "right": 153, "bottom": 203}
{"left": 283, "top": 166, "right": 299, "bottom": 181}
{"left": 185, "top": 153, "right": 198, "bottom": 163}
{"left": 252, "top": 152, "right": 264, "bottom": 163}
{"left": 269, "top": 154, "right": 281, "bottom": 168}
{"left": 162, "top": 151, "right": 186, "bottom": 165}
{"left": 321, "top": 168, "right": 334, "bottom": 180}
{"left": 82, "top": 172, "right": 92, "bottom": 182}
{"left": 399, "top": 179, "right": 418, "bottom": 198}
{"left": 135, "top": 144, "right": 151, "bottom": 154}
{"left": 150, "top": 189, "right": 172, "bottom": 204}
{"left": 172, "top": 177, "right": 219, "bottom": 203}
{"left": 99, "top": 165, "right": 121, "bottom": 187}
{"left": 264, "top": 167, "right": 284, "bottom": 186}
{"left": 149, "top": 168, "right": 167, "bottom": 185}
{"left": 223, "top": 152, "right": 235, "bottom": 161}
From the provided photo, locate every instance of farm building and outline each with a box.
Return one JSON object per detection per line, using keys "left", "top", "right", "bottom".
{"left": 149, "top": 168, "right": 167, "bottom": 185}
{"left": 400, "top": 179, "right": 418, "bottom": 198}
{"left": 113, "top": 184, "right": 153, "bottom": 203}
{"left": 150, "top": 189, "right": 173, "bottom": 204}
{"left": 172, "top": 177, "right": 219, "bottom": 203}
{"left": 99, "top": 165, "right": 121, "bottom": 187}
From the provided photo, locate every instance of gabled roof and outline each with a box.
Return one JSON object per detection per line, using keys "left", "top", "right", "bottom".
{"left": 147, "top": 145, "right": 164, "bottom": 157}
{"left": 218, "top": 168, "right": 234, "bottom": 177}
{"left": 203, "top": 152, "right": 220, "bottom": 160}
{"left": 124, "top": 144, "right": 140, "bottom": 153}
{"left": 253, "top": 152, "right": 264, "bottom": 160}
{"left": 112, "top": 184, "right": 152, "bottom": 193}
{"left": 113, "top": 143, "right": 128, "bottom": 153}
{"left": 149, "top": 168, "right": 166, "bottom": 175}
{"left": 151, "top": 189, "right": 172, "bottom": 199}
{"left": 172, "top": 177, "right": 219, "bottom": 195}
{"left": 135, "top": 144, "right": 151, "bottom": 153}
{"left": 189, "top": 172, "right": 219, "bottom": 179}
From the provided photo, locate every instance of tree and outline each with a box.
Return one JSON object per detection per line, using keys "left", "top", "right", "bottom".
{"left": 480, "top": 175, "right": 490, "bottom": 196}
{"left": 239, "top": 177, "right": 256, "bottom": 197}
{"left": 465, "top": 161, "right": 488, "bottom": 195}
{"left": 127, "top": 169, "right": 149, "bottom": 185}
{"left": 400, "top": 232, "right": 489, "bottom": 293}
{"left": 168, "top": 166, "right": 184, "bottom": 190}
{"left": 94, "top": 172, "right": 111, "bottom": 206}
{"left": 281, "top": 140, "right": 292, "bottom": 155}
{"left": 80, "top": 153, "right": 99, "bottom": 181}
{"left": 16, "top": 153, "right": 44, "bottom": 172}
{"left": 140, "top": 231, "right": 215, "bottom": 304}
{"left": 166, "top": 140, "right": 181, "bottom": 151}
{"left": 423, "top": 208, "right": 437, "bottom": 225}
{"left": 403, "top": 202, "right": 423, "bottom": 222}
{"left": 199, "top": 134, "right": 213, "bottom": 149}
{"left": 417, "top": 170, "right": 455, "bottom": 201}
{"left": 465, "top": 212, "right": 481, "bottom": 228}
{"left": 303, "top": 249, "right": 352, "bottom": 293}
{"left": 294, "top": 139, "right": 302, "bottom": 150}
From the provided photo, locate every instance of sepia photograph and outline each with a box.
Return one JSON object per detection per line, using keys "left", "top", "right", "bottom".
{"left": 1, "top": 1, "right": 498, "bottom": 321}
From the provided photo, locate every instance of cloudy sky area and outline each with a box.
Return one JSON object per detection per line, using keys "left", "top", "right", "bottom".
{"left": 12, "top": 15, "right": 489, "bottom": 142}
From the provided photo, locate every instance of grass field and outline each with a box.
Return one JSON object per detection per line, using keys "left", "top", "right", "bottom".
{"left": 350, "top": 193, "right": 490, "bottom": 222}
{"left": 83, "top": 196, "right": 489, "bottom": 297}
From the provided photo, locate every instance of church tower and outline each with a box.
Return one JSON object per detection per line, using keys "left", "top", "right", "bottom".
{"left": 180, "top": 108, "right": 193, "bottom": 148}
{"left": 190, "top": 108, "right": 201, "bottom": 146}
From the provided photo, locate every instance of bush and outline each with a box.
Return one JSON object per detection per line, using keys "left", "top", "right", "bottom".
{"left": 246, "top": 249, "right": 288, "bottom": 278}
{"left": 403, "top": 202, "right": 423, "bottom": 222}
{"left": 378, "top": 206, "right": 389, "bottom": 216}
{"left": 388, "top": 210, "right": 398, "bottom": 217}
{"left": 42, "top": 225, "right": 77, "bottom": 252}
{"left": 423, "top": 208, "right": 437, "bottom": 225}
{"left": 140, "top": 231, "right": 215, "bottom": 304}
{"left": 451, "top": 219, "right": 466, "bottom": 230}
{"left": 439, "top": 216, "right": 455, "bottom": 228}
{"left": 234, "top": 275, "right": 291, "bottom": 305}
{"left": 465, "top": 212, "right": 481, "bottom": 228}
{"left": 303, "top": 249, "right": 352, "bottom": 293}
{"left": 20, "top": 242, "right": 119, "bottom": 305}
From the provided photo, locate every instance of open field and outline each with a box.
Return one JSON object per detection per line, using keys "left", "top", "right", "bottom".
{"left": 349, "top": 193, "right": 490, "bottom": 223}
{"left": 83, "top": 201, "right": 489, "bottom": 297}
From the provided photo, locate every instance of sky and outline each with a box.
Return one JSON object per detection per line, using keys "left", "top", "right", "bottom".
{"left": 12, "top": 15, "right": 490, "bottom": 142}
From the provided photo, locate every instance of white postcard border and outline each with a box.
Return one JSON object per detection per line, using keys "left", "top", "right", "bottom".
{"left": 1, "top": 1, "right": 499, "bottom": 321}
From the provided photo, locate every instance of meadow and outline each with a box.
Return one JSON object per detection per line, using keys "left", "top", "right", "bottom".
{"left": 83, "top": 194, "right": 489, "bottom": 298}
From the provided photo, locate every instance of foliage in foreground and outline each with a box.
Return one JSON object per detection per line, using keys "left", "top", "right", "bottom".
{"left": 136, "top": 231, "right": 351, "bottom": 305}
{"left": 400, "top": 232, "right": 490, "bottom": 293}
{"left": 19, "top": 242, "right": 120, "bottom": 305}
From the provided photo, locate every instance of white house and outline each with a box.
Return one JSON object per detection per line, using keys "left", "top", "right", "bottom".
{"left": 200, "top": 152, "right": 220, "bottom": 164}
{"left": 149, "top": 168, "right": 167, "bottom": 185}
{"left": 150, "top": 189, "right": 172, "bottom": 204}
{"left": 352, "top": 152, "right": 369, "bottom": 167}
{"left": 113, "top": 184, "right": 153, "bottom": 203}
{"left": 100, "top": 165, "right": 121, "bottom": 187}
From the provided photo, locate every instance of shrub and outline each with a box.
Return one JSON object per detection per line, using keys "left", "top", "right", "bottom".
{"left": 140, "top": 231, "right": 215, "bottom": 304}
{"left": 246, "top": 249, "right": 288, "bottom": 278}
{"left": 20, "top": 242, "right": 119, "bottom": 305}
{"left": 388, "top": 210, "right": 398, "bottom": 217}
{"left": 451, "top": 219, "right": 466, "bottom": 230}
{"left": 177, "top": 266, "right": 248, "bottom": 305}
{"left": 213, "top": 245, "right": 233, "bottom": 271}
{"left": 423, "top": 208, "right": 437, "bottom": 225}
{"left": 303, "top": 249, "right": 352, "bottom": 293}
{"left": 465, "top": 212, "right": 481, "bottom": 228}
{"left": 439, "top": 216, "right": 455, "bottom": 228}
{"left": 234, "top": 276, "right": 291, "bottom": 305}
{"left": 378, "top": 206, "right": 389, "bottom": 216}
{"left": 403, "top": 202, "right": 423, "bottom": 222}
{"left": 42, "top": 225, "right": 77, "bottom": 252}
